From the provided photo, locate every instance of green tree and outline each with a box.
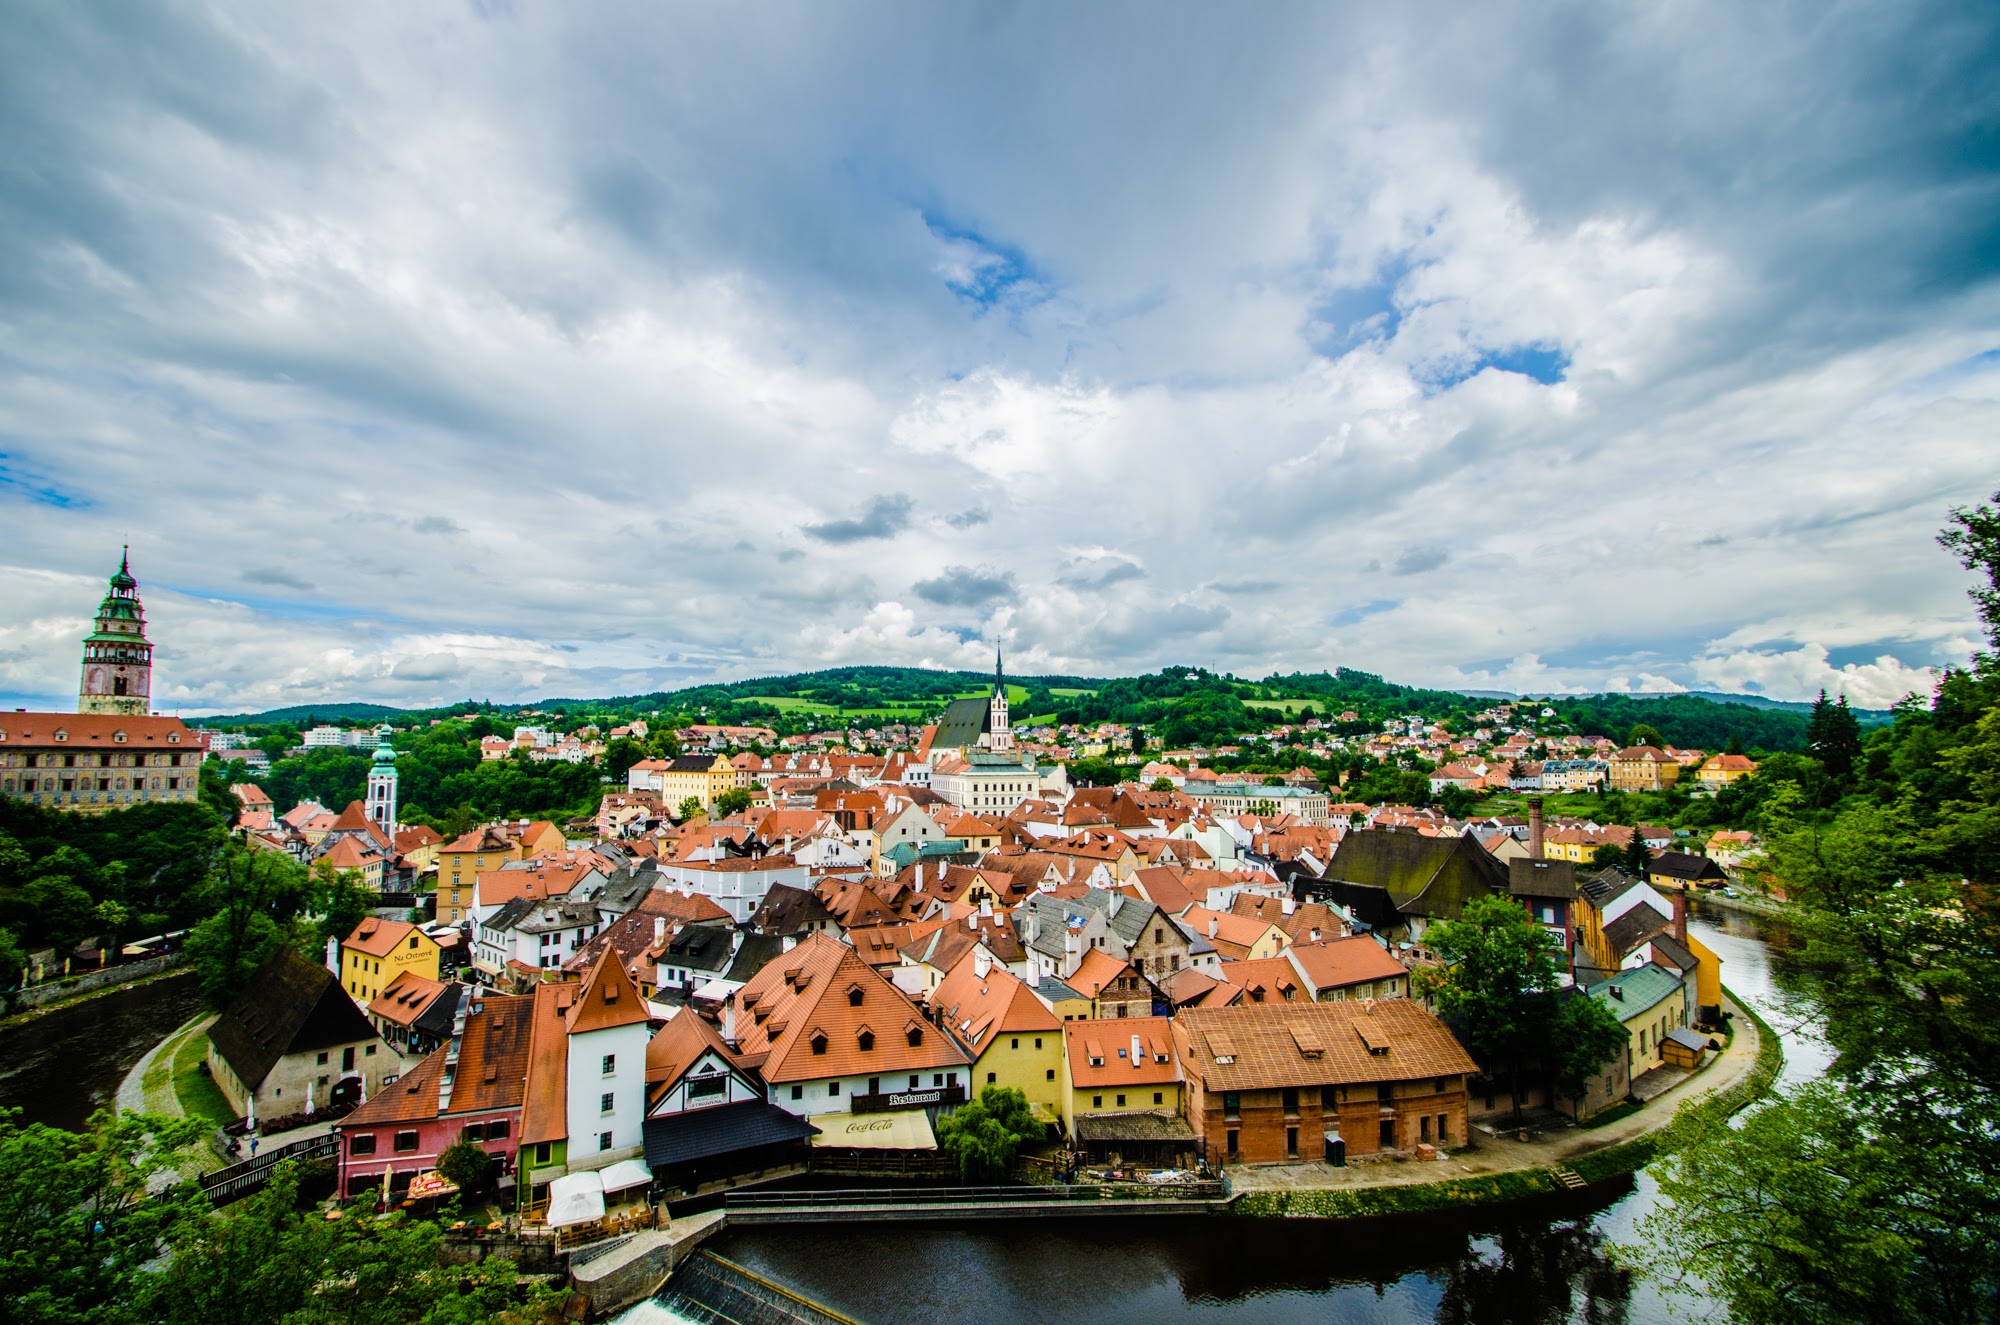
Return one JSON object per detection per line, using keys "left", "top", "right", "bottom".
{"left": 713, "top": 787, "right": 753, "bottom": 818}
{"left": 1939, "top": 488, "right": 2000, "bottom": 648}
{"left": 23, "top": 875, "right": 99, "bottom": 956}
{"left": 309, "top": 863, "right": 372, "bottom": 953}
{"left": 676, "top": 796, "right": 703, "bottom": 822}
{"left": 1150, "top": 777, "right": 1174, "bottom": 792}
{"left": 1627, "top": 723, "right": 1664, "bottom": 748}
{"left": 1622, "top": 824, "right": 1653, "bottom": 878}
{"left": 435, "top": 1139, "right": 496, "bottom": 1196}
{"left": 1547, "top": 994, "right": 1632, "bottom": 1113}
{"left": 1412, "top": 896, "right": 1567, "bottom": 1123}
{"left": 0, "top": 1107, "right": 208, "bottom": 1325}
{"left": 185, "top": 848, "right": 309, "bottom": 1007}
{"left": 934, "top": 1085, "right": 1044, "bottom": 1182}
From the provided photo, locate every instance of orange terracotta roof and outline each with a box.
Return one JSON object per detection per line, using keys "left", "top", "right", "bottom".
{"left": 644, "top": 1009, "right": 739, "bottom": 1095}
{"left": 726, "top": 933, "right": 968, "bottom": 1084}
{"left": 930, "top": 952, "right": 1060, "bottom": 1054}
{"left": 367, "top": 970, "right": 449, "bottom": 1027}
{"left": 1064, "top": 947, "right": 1134, "bottom": 1001}
{"left": 1286, "top": 937, "right": 1410, "bottom": 991}
{"left": 474, "top": 863, "right": 590, "bottom": 909}
{"left": 344, "top": 917, "right": 424, "bottom": 958}
{"left": 565, "top": 948, "right": 649, "bottom": 1034}
{"left": 0, "top": 712, "right": 203, "bottom": 749}
{"left": 1064, "top": 1016, "right": 1178, "bottom": 1089}
{"left": 450, "top": 992, "right": 535, "bottom": 1114}
{"left": 1175, "top": 999, "right": 1478, "bottom": 1090}
{"left": 519, "top": 982, "right": 575, "bottom": 1146}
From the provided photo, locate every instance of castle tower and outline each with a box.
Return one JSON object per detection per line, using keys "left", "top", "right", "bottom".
{"left": 78, "top": 548, "right": 153, "bottom": 717}
{"left": 985, "top": 647, "right": 1012, "bottom": 754}
{"left": 365, "top": 724, "right": 398, "bottom": 840}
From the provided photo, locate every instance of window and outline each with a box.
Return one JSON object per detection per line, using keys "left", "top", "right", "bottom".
{"left": 602, "top": 1053, "right": 616, "bottom": 1075}
{"left": 351, "top": 1135, "right": 377, "bottom": 1155}
{"left": 987, "top": 1071, "right": 997, "bottom": 1084}
{"left": 689, "top": 1075, "right": 726, "bottom": 1100}
{"left": 828, "top": 1080, "right": 840, "bottom": 1096}
{"left": 906, "top": 1027, "right": 923, "bottom": 1047}
{"left": 365, "top": 1044, "right": 376, "bottom": 1056}
{"left": 810, "top": 1034, "right": 828, "bottom": 1056}
{"left": 857, "top": 1031, "right": 874, "bottom": 1052}
{"left": 600, "top": 1092, "right": 615, "bottom": 1114}
{"left": 1223, "top": 1092, "right": 1241, "bottom": 1120}
{"left": 1154, "top": 1092, "right": 1163, "bottom": 1105}
{"left": 1046, "top": 1069, "right": 1056, "bottom": 1081}
{"left": 488, "top": 1120, "right": 509, "bottom": 1140}
{"left": 317, "top": 1052, "right": 329, "bottom": 1066}
{"left": 1115, "top": 1094, "right": 1126, "bottom": 1107}
{"left": 1286, "top": 1126, "right": 1300, "bottom": 1159}
{"left": 1011, "top": 1038, "right": 1019, "bottom": 1050}
{"left": 1034, "top": 1038, "right": 1042, "bottom": 1050}
{"left": 848, "top": 987, "right": 864, "bottom": 1007}
{"left": 1282, "top": 1088, "right": 1299, "bottom": 1115}
{"left": 791, "top": 1084, "right": 803, "bottom": 1101}
{"left": 463, "top": 1123, "right": 485, "bottom": 1142}
{"left": 343, "top": 1047, "right": 356, "bottom": 1071}
{"left": 1092, "top": 1095, "right": 1102, "bottom": 1108}
{"left": 909, "top": 1075, "right": 920, "bottom": 1089}
{"left": 394, "top": 1131, "right": 419, "bottom": 1153}
{"left": 599, "top": 1132, "right": 614, "bottom": 1151}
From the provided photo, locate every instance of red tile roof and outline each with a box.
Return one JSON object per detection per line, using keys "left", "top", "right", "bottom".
{"left": 1064, "top": 1016, "right": 1178, "bottom": 1089}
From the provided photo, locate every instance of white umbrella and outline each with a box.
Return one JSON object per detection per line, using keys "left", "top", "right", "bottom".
{"left": 304, "top": 1088, "right": 315, "bottom": 1117}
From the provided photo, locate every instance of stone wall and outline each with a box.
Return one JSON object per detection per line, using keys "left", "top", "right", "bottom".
{"left": 15, "top": 953, "right": 184, "bottom": 1009}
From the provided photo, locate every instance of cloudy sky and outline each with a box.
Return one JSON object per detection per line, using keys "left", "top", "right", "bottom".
{"left": 1, "top": 2, "right": 1996, "bottom": 715}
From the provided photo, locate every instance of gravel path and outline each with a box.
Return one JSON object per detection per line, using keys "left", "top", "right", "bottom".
{"left": 115, "top": 1012, "right": 227, "bottom": 1182}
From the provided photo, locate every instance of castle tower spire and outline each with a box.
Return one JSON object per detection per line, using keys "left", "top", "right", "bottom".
{"left": 78, "top": 550, "right": 153, "bottom": 717}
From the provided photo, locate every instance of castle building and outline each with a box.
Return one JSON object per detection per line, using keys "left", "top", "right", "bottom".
{"left": 78, "top": 549, "right": 153, "bottom": 717}
{"left": 0, "top": 552, "right": 205, "bottom": 813}
{"left": 927, "top": 650, "right": 1055, "bottom": 814}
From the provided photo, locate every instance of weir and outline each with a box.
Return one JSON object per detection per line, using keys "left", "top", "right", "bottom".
{"left": 653, "top": 1250, "right": 866, "bottom": 1325}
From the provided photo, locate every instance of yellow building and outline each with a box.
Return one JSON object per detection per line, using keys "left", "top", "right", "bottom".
{"left": 340, "top": 918, "right": 442, "bottom": 1006}
{"left": 434, "top": 820, "right": 562, "bottom": 924}
{"left": 1584, "top": 964, "right": 1695, "bottom": 1073}
{"left": 1059, "top": 1016, "right": 1184, "bottom": 1141}
{"left": 1696, "top": 753, "right": 1758, "bottom": 788}
{"left": 656, "top": 754, "right": 740, "bottom": 813}
{"left": 930, "top": 952, "right": 1067, "bottom": 1122}
{"left": 1609, "top": 745, "right": 1681, "bottom": 793}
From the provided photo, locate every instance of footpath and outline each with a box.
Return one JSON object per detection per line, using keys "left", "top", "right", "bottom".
{"left": 1227, "top": 990, "right": 1775, "bottom": 1216}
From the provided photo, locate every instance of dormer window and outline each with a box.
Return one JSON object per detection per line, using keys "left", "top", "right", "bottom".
{"left": 112, "top": 731, "right": 126, "bottom": 744}
{"left": 906, "top": 1026, "right": 923, "bottom": 1048}
{"left": 857, "top": 1029, "right": 875, "bottom": 1052}
{"left": 810, "top": 1032, "right": 828, "bottom": 1056}
{"left": 847, "top": 985, "right": 864, "bottom": 1007}
{"left": 53, "top": 730, "right": 66, "bottom": 743}
{"left": 167, "top": 733, "right": 180, "bottom": 743}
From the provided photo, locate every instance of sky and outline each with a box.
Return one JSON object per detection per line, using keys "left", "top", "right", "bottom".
{"left": 1, "top": 2, "right": 1996, "bottom": 716}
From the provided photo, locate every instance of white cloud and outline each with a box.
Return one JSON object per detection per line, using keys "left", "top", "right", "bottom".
{"left": 1690, "top": 645, "right": 1936, "bottom": 710}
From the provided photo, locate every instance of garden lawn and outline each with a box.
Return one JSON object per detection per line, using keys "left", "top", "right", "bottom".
{"left": 173, "top": 1030, "right": 237, "bottom": 1128}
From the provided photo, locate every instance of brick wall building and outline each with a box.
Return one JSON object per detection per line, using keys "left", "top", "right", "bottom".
{"left": 1173, "top": 1000, "right": 1478, "bottom": 1166}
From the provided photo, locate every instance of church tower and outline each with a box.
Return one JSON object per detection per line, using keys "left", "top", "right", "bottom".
{"left": 365, "top": 724, "right": 398, "bottom": 840}
{"left": 985, "top": 647, "right": 1012, "bottom": 754}
{"left": 78, "top": 548, "right": 153, "bottom": 717}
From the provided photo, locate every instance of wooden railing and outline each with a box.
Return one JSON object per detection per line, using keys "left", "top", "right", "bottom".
{"left": 199, "top": 1133, "right": 340, "bottom": 1206}
{"left": 553, "top": 1203, "right": 657, "bottom": 1250}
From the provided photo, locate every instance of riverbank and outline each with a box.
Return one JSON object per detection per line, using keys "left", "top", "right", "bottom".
{"left": 1694, "top": 888, "right": 1794, "bottom": 921}
{"left": 1228, "top": 985, "right": 1783, "bottom": 1218}
{"left": 0, "top": 958, "right": 190, "bottom": 1029}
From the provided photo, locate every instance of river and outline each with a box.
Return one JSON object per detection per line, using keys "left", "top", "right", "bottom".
{"left": 0, "top": 969, "right": 205, "bottom": 1132}
{"left": 625, "top": 906, "right": 1821, "bottom": 1325}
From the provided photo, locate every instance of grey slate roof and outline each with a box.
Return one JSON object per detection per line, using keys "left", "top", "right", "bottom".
{"left": 931, "top": 695, "right": 993, "bottom": 752}
{"left": 642, "top": 1099, "right": 818, "bottom": 1168}
{"left": 1508, "top": 858, "right": 1578, "bottom": 899}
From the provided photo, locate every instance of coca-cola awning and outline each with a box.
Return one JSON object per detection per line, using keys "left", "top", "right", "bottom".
{"left": 807, "top": 1109, "right": 936, "bottom": 1151}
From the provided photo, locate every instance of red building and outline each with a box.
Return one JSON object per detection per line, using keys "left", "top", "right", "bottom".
{"left": 334, "top": 991, "right": 531, "bottom": 1199}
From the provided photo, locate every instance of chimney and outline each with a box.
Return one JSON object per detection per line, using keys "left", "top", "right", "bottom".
{"left": 1208, "top": 916, "right": 1219, "bottom": 940}
{"left": 1281, "top": 896, "right": 1295, "bottom": 916}
{"left": 1529, "top": 799, "right": 1544, "bottom": 861}
{"left": 1107, "top": 891, "right": 1124, "bottom": 919}
{"left": 654, "top": 915, "right": 667, "bottom": 942}
{"left": 978, "top": 896, "right": 993, "bottom": 919}
{"left": 967, "top": 912, "right": 977, "bottom": 931}
{"left": 1673, "top": 884, "right": 1688, "bottom": 944}
{"left": 974, "top": 950, "right": 992, "bottom": 980}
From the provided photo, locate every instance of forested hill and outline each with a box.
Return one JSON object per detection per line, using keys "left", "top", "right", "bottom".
{"left": 205, "top": 664, "right": 1844, "bottom": 753}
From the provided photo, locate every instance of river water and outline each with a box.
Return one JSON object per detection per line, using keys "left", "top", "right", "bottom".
{"left": 628, "top": 906, "right": 1821, "bottom": 1325}
{"left": 0, "top": 969, "right": 205, "bottom": 1131}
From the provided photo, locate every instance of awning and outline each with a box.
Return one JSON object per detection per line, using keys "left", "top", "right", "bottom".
{"left": 643, "top": 1100, "right": 820, "bottom": 1168}
{"left": 598, "top": 1158, "right": 654, "bottom": 1193}
{"left": 405, "top": 1170, "right": 459, "bottom": 1201}
{"left": 546, "top": 1171, "right": 606, "bottom": 1228}
{"left": 808, "top": 1109, "right": 937, "bottom": 1151}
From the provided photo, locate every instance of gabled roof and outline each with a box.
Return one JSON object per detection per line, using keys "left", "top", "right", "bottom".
{"left": 1508, "top": 858, "right": 1578, "bottom": 899}
{"left": 520, "top": 982, "right": 575, "bottom": 1146}
{"left": 209, "top": 947, "right": 381, "bottom": 1091}
{"left": 725, "top": 933, "right": 968, "bottom": 1084}
{"left": 930, "top": 952, "right": 1060, "bottom": 1055}
{"left": 1176, "top": 1000, "right": 1478, "bottom": 1090}
{"left": 1285, "top": 937, "right": 1409, "bottom": 991}
{"left": 1320, "top": 829, "right": 1511, "bottom": 920}
{"left": 1064, "top": 1016, "right": 1177, "bottom": 1088}
{"left": 645, "top": 1008, "right": 744, "bottom": 1097}
{"left": 345, "top": 917, "right": 432, "bottom": 959}
{"left": 1603, "top": 902, "right": 1672, "bottom": 958}
{"left": 1065, "top": 947, "right": 1137, "bottom": 1001}
{"left": 566, "top": 948, "right": 650, "bottom": 1034}
{"left": 367, "top": 971, "right": 451, "bottom": 1028}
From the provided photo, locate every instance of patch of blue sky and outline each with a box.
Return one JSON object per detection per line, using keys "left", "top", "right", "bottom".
{"left": 1422, "top": 342, "right": 1571, "bottom": 390}
{"left": 164, "top": 584, "right": 417, "bottom": 628}
{"left": 1329, "top": 598, "right": 1399, "bottom": 628}
{"left": 0, "top": 451, "right": 91, "bottom": 508}
{"left": 1306, "top": 256, "right": 1412, "bottom": 358}
{"left": 922, "top": 211, "right": 1049, "bottom": 313}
